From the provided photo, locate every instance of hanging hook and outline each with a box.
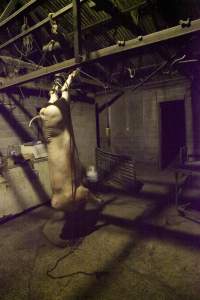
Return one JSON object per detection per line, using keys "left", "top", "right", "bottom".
{"left": 127, "top": 66, "right": 136, "bottom": 79}
{"left": 29, "top": 115, "right": 41, "bottom": 127}
{"left": 170, "top": 54, "right": 186, "bottom": 69}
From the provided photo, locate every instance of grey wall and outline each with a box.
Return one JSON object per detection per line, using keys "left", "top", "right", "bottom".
{"left": 0, "top": 92, "right": 97, "bottom": 217}
{"left": 191, "top": 76, "right": 200, "bottom": 154}
{"left": 72, "top": 102, "right": 96, "bottom": 166}
{"left": 0, "top": 93, "right": 43, "bottom": 153}
{"left": 97, "top": 77, "right": 192, "bottom": 166}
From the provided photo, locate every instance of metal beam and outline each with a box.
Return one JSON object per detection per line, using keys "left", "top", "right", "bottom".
{"left": 98, "top": 92, "right": 124, "bottom": 113}
{"left": 92, "top": 0, "right": 144, "bottom": 36}
{"left": 79, "top": 77, "right": 105, "bottom": 87}
{"left": 1, "top": 18, "right": 200, "bottom": 91}
{"left": 0, "top": 0, "right": 42, "bottom": 29}
{"left": 73, "top": 0, "right": 82, "bottom": 62}
{"left": 67, "top": 1, "right": 147, "bottom": 39}
{"left": 0, "top": 55, "right": 40, "bottom": 70}
{"left": 95, "top": 103, "right": 101, "bottom": 148}
{"left": 0, "top": 0, "right": 19, "bottom": 22}
{"left": 0, "top": 0, "right": 86, "bottom": 51}
{"left": 29, "top": 11, "right": 51, "bottom": 45}
{"left": 98, "top": 61, "right": 168, "bottom": 112}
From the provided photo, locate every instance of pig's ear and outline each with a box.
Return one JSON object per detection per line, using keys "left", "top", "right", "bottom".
{"left": 29, "top": 115, "right": 41, "bottom": 127}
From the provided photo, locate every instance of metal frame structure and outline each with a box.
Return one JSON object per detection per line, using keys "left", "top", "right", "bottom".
{"left": 0, "top": 0, "right": 87, "bottom": 51}
{"left": 1, "top": 18, "right": 200, "bottom": 91}
{"left": 73, "top": 0, "right": 82, "bottom": 62}
{"left": 0, "top": 0, "right": 43, "bottom": 28}
{"left": 1, "top": 1, "right": 200, "bottom": 149}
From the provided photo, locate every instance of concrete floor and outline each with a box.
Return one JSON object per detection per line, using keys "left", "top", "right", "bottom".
{"left": 1, "top": 166, "right": 200, "bottom": 300}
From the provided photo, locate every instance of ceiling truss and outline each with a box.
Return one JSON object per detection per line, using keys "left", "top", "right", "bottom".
{"left": 0, "top": 16, "right": 200, "bottom": 91}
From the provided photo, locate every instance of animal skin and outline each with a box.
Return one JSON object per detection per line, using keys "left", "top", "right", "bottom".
{"left": 30, "top": 71, "right": 96, "bottom": 212}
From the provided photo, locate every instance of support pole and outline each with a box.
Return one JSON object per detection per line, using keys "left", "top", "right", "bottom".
{"left": 73, "top": 0, "right": 82, "bottom": 63}
{"left": 99, "top": 92, "right": 124, "bottom": 113}
{"left": 95, "top": 103, "right": 101, "bottom": 148}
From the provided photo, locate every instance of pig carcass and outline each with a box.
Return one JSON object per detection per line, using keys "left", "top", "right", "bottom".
{"left": 30, "top": 70, "right": 97, "bottom": 212}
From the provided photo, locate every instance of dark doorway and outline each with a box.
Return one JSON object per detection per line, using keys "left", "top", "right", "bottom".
{"left": 160, "top": 100, "right": 186, "bottom": 169}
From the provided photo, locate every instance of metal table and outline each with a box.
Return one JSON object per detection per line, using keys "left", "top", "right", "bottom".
{"left": 174, "top": 161, "right": 200, "bottom": 221}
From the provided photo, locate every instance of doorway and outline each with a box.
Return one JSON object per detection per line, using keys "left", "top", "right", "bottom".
{"left": 160, "top": 100, "right": 186, "bottom": 169}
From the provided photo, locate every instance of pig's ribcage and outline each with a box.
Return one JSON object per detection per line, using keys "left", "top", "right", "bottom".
{"left": 47, "top": 130, "right": 73, "bottom": 193}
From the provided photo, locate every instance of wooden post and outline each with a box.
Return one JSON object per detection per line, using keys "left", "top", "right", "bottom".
{"left": 73, "top": 0, "right": 82, "bottom": 63}
{"left": 95, "top": 103, "right": 100, "bottom": 148}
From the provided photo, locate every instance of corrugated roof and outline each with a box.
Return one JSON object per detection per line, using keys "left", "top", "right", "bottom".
{"left": 1, "top": 0, "right": 199, "bottom": 55}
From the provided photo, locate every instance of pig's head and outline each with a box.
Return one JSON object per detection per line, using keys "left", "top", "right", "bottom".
{"left": 29, "top": 105, "right": 65, "bottom": 141}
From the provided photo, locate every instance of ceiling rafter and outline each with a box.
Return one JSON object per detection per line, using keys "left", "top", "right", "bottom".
{"left": 0, "top": 0, "right": 87, "bottom": 52}
{"left": 0, "top": 0, "right": 19, "bottom": 22}
{"left": 0, "top": 18, "right": 200, "bottom": 91}
{"left": 91, "top": 0, "right": 145, "bottom": 36}
{"left": 0, "top": 0, "right": 43, "bottom": 29}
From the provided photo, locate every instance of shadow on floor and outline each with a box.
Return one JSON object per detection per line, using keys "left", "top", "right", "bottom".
{"left": 46, "top": 176, "right": 174, "bottom": 244}
{"left": 58, "top": 183, "right": 200, "bottom": 252}
{"left": 60, "top": 208, "right": 108, "bottom": 240}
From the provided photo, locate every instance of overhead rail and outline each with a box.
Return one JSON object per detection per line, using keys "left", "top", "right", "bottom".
{"left": 1, "top": 18, "right": 200, "bottom": 91}
{"left": 0, "top": 0, "right": 87, "bottom": 51}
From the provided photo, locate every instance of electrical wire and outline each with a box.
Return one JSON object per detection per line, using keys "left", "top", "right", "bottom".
{"left": 46, "top": 244, "right": 108, "bottom": 280}
{"left": 47, "top": 269, "right": 106, "bottom": 280}
{"left": 47, "top": 248, "right": 77, "bottom": 277}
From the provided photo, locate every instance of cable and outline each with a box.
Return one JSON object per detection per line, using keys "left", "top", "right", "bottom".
{"left": 47, "top": 248, "right": 77, "bottom": 277}
{"left": 6, "top": 27, "right": 52, "bottom": 68}
{"left": 47, "top": 269, "right": 106, "bottom": 280}
{"left": 46, "top": 245, "right": 108, "bottom": 280}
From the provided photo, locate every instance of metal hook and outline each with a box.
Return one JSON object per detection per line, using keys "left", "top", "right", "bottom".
{"left": 29, "top": 115, "right": 41, "bottom": 127}
{"left": 170, "top": 54, "right": 186, "bottom": 69}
